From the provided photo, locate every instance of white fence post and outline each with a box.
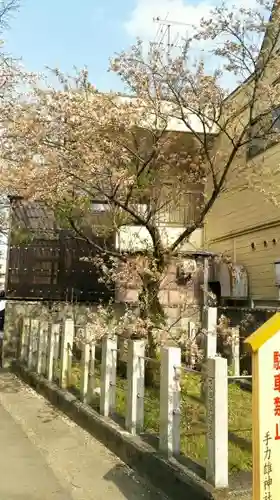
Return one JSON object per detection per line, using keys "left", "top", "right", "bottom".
{"left": 60, "top": 319, "right": 74, "bottom": 389}
{"left": 204, "top": 307, "right": 217, "bottom": 358}
{"left": 206, "top": 356, "right": 228, "bottom": 489}
{"left": 125, "top": 339, "right": 145, "bottom": 434}
{"left": 100, "top": 335, "right": 117, "bottom": 417}
{"left": 159, "top": 346, "right": 181, "bottom": 456}
{"left": 46, "top": 323, "right": 59, "bottom": 382}
{"left": 232, "top": 328, "right": 240, "bottom": 377}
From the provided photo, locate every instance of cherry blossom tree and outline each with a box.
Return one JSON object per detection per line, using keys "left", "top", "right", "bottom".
{"left": 0, "top": 0, "right": 35, "bottom": 237}
{"left": 2, "top": 0, "right": 280, "bottom": 363}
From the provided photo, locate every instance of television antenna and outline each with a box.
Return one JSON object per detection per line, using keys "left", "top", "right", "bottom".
{"left": 153, "top": 17, "right": 193, "bottom": 56}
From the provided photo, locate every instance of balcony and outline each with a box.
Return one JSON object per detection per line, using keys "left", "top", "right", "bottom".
{"left": 116, "top": 225, "right": 203, "bottom": 253}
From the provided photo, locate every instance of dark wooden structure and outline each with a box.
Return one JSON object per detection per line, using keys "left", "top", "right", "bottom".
{"left": 6, "top": 198, "right": 115, "bottom": 302}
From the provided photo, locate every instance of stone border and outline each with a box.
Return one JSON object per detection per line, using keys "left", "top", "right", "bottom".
{"left": 11, "top": 361, "right": 250, "bottom": 500}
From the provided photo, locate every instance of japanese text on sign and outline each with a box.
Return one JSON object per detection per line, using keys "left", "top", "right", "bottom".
{"left": 273, "top": 351, "right": 280, "bottom": 441}
{"left": 263, "top": 432, "right": 273, "bottom": 500}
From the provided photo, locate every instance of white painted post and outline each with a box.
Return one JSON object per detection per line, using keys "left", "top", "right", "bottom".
{"left": 60, "top": 319, "right": 74, "bottom": 389}
{"left": 100, "top": 335, "right": 117, "bottom": 417}
{"left": 46, "top": 323, "right": 59, "bottom": 382}
{"left": 125, "top": 339, "right": 145, "bottom": 435}
{"left": 232, "top": 328, "right": 240, "bottom": 377}
{"left": 204, "top": 307, "right": 217, "bottom": 358}
{"left": 206, "top": 356, "right": 228, "bottom": 488}
{"left": 159, "top": 346, "right": 181, "bottom": 456}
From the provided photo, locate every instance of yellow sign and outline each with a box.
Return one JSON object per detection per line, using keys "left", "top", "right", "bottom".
{"left": 245, "top": 313, "right": 280, "bottom": 500}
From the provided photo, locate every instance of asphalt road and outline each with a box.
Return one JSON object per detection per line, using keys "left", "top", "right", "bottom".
{"left": 0, "top": 371, "right": 169, "bottom": 500}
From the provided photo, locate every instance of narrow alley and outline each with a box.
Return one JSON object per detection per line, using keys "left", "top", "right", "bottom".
{"left": 0, "top": 371, "right": 168, "bottom": 500}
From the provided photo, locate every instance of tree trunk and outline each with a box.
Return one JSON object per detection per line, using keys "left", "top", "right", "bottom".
{"left": 138, "top": 271, "right": 166, "bottom": 386}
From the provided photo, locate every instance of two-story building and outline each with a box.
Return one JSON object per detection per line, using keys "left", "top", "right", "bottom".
{"left": 205, "top": 1, "right": 280, "bottom": 309}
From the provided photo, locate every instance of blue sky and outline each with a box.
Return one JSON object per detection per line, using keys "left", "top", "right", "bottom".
{"left": 5, "top": 0, "right": 137, "bottom": 91}
{"left": 4, "top": 0, "right": 258, "bottom": 92}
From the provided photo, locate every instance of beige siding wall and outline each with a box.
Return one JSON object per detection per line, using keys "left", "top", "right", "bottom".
{"left": 206, "top": 142, "right": 280, "bottom": 242}
{"left": 204, "top": 30, "right": 280, "bottom": 301}
{"left": 205, "top": 125, "right": 280, "bottom": 301}
{"left": 206, "top": 226, "right": 280, "bottom": 300}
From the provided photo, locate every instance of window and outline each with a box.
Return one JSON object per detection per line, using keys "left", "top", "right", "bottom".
{"left": 91, "top": 202, "right": 109, "bottom": 212}
{"left": 156, "top": 192, "right": 203, "bottom": 225}
{"left": 247, "top": 106, "right": 280, "bottom": 160}
{"left": 132, "top": 204, "right": 149, "bottom": 218}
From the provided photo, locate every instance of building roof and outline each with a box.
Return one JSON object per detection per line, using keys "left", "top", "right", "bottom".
{"left": 9, "top": 197, "right": 58, "bottom": 236}
{"left": 114, "top": 94, "right": 218, "bottom": 134}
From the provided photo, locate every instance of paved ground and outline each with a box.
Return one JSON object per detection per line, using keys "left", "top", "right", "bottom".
{"left": 0, "top": 371, "right": 169, "bottom": 500}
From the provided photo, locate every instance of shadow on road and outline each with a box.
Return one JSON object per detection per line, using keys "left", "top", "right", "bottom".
{"left": 103, "top": 464, "right": 169, "bottom": 499}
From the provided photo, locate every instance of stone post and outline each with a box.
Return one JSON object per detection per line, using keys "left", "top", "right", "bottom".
{"left": 46, "top": 323, "right": 59, "bottom": 382}
{"left": 125, "top": 339, "right": 145, "bottom": 434}
{"left": 204, "top": 307, "right": 217, "bottom": 359}
{"left": 60, "top": 319, "right": 74, "bottom": 389}
{"left": 232, "top": 328, "right": 240, "bottom": 377}
{"left": 201, "top": 307, "right": 217, "bottom": 401}
{"left": 80, "top": 333, "right": 90, "bottom": 403}
{"left": 40, "top": 322, "right": 48, "bottom": 375}
{"left": 206, "top": 356, "right": 229, "bottom": 488}
{"left": 159, "top": 346, "right": 181, "bottom": 456}
{"left": 100, "top": 335, "right": 117, "bottom": 417}
{"left": 35, "top": 322, "right": 43, "bottom": 374}
{"left": 20, "top": 318, "right": 30, "bottom": 362}
{"left": 28, "top": 319, "right": 39, "bottom": 370}
{"left": 87, "top": 343, "right": 96, "bottom": 404}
